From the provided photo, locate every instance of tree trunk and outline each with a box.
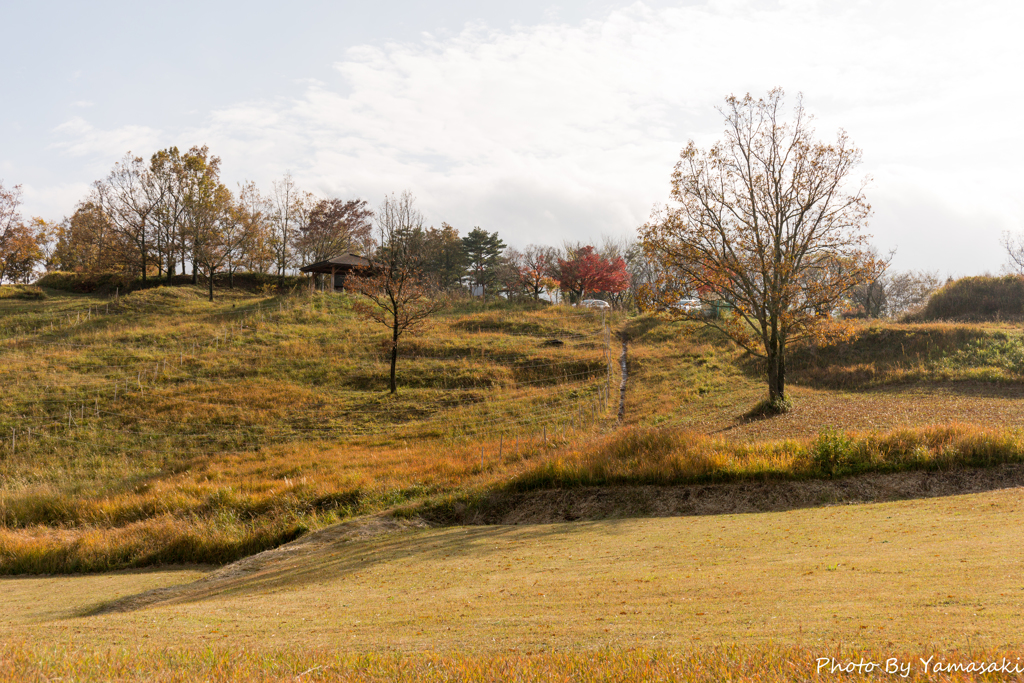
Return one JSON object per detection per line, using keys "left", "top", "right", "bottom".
{"left": 208, "top": 269, "right": 215, "bottom": 302}
{"left": 617, "top": 334, "right": 628, "bottom": 421}
{"left": 767, "top": 345, "right": 786, "bottom": 402}
{"left": 389, "top": 323, "right": 399, "bottom": 394}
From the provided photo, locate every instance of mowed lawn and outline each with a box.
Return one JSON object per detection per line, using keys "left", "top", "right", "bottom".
{"left": 678, "top": 383, "right": 1024, "bottom": 441}
{"left": 4, "top": 487, "right": 1022, "bottom": 659}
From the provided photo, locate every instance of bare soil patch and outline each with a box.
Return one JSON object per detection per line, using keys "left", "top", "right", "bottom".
{"left": 428, "top": 462, "right": 1024, "bottom": 525}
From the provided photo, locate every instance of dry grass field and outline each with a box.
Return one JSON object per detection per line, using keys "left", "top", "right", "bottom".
{"left": 3, "top": 282, "right": 1024, "bottom": 680}
{"left": 2, "top": 488, "right": 1022, "bottom": 680}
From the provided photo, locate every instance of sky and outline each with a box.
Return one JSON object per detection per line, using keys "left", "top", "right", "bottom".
{"left": 2, "top": 0, "right": 1022, "bottom": 275}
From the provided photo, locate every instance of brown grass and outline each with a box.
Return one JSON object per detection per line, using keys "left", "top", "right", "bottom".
{"left": 2, "top": 488, "right": 1023, "bottom": 680}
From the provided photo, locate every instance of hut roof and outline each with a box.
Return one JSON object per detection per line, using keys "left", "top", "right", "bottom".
{"left": 299, "top": 253, "right": 374, "bottom": 274}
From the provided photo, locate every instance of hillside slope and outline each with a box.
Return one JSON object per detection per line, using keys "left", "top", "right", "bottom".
{"left": 4, "top": 285, "right": 1024, "bottom": 573}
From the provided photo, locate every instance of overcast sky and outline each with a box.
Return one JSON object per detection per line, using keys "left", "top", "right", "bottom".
{"left": 2, "top": 0, "right": 1022, "bottom": 275}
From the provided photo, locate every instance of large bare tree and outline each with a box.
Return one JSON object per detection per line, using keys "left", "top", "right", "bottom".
{"left": 94, "top": 153, "right": 165, "bottom": 280}
{"left": 295, "top": 197, "right": 373, "bottom": 266}
{"left": 640, "top": 89, "right": 879, "bottom": 408}
{"left": 352, "top": 192, "right": 444, "bottom": 394}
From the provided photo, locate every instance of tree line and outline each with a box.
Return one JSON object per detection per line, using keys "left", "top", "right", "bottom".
{"left": 0, "top": 148, "right": 635, "bottom": 304}
{"left": 3, "top": 133, "right": 942, "bottom": 318}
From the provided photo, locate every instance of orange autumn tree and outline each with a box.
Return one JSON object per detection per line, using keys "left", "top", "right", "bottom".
{"left": 0, "top": 182, "right": 49, "bottom": 284}
{"left": 640, "top": 89, "right": 881, "bottom": 410}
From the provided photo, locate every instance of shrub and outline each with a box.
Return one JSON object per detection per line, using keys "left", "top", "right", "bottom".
{"left": 36, "top": 271, "right": 137, "bottom": 294}
{"left": 917, "top": 275, "right": 1024, "bottom": 321}
{"left": 810, "top": 428, "right": 859, "bottom": 477}
{"left": 745, "top": 395, "right": 793, "bottom": 418}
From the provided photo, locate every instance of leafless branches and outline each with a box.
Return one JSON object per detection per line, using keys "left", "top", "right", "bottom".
{"left": 351, "top": 192, "right": 445, "bottom": 394}
{"left": 641, "top": 89, "right": 880, "bottom": 402}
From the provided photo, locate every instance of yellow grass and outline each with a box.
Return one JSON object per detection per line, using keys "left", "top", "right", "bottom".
{"left": 2, "top": 488, "right": 1023, "bottom": 680}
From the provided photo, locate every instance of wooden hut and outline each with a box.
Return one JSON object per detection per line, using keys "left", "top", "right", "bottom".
{"left": 299, "top": 253, "right": 375, "bottom": 292}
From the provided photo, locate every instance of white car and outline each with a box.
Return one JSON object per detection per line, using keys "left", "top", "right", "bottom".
{"left": 671, "top": 297, "right": 702, "bottom": 313}
{"left": 579, "top": 299, "right": 611, "bottom": 310}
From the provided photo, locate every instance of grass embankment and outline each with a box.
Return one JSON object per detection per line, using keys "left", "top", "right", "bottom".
{"left": 916, "top": 274, "right": 1024, "bottom": 321}
{"left": 2, "top": 488, "right": 1023, "bottom": 680}
{"left": 788, "top": 323, "right": 1024, "bottom": 388}
{"left": 4, "top": 285, "right": 1024, "bottom": 573}
{"left": 510, "top": 423, "right": 1024, "bottom": 490}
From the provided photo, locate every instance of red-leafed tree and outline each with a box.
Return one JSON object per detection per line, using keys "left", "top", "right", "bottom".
{"left": 557, "top": 245, "right": 630, "bottom": 303}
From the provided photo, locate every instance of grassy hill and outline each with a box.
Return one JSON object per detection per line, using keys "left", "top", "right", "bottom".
{"left": 4, "top": 284, "right": 1024, "bottom": 573}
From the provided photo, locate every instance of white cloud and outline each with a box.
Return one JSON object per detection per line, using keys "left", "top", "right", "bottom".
{"left": 45, "top": 0, "right": 1024, "bottom": 272}
{"left": 51, "top": 117, "right": 163, "bottom": 159}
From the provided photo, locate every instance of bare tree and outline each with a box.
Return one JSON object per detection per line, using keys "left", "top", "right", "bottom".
{"left": 234, "top": 181, "right": 275, "bottom": 278}
{"left": 848, "top": 246, "right": 941, "bottom": 319}
{"left": 94, "top": 153, "right": 165, "bottom": 280}
{"left": 295, "top": 197, "right": 373, "bottom": 265}
{"left": 846, "top": 247, "right": 893, "bottom": 317}
{"left": 510, "top": 244, "right": 560, "bottom": 300}
{"left": 351, "top": 192, "right": 445, "bottom": 394}
{"left": 640, "top": 89, "right": 880, "bottom": 407}
{"left": 884, "top": 270, "right": 942, "bottom": 317}
{"left": 270, "top": 173, "right": 301, "bottom": 285}
{"left": 1001, "top": 231, "right": 1024, "bottom": 275}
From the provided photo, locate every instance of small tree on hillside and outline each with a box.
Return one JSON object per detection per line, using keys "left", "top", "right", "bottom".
{"left": 1001, "top": 231, "right": 1024, "bottom": 276}
{"left": 193, "top": 185, "right": 250, "bottom": 302}
{"left": 0, "top": 183, "right": 49, "bottom": 284}
{"left": 640, "top": 89, "right": 880, "bottom": 408}
{"left": 235, "top": 181, "right": 276, "bottom": 276}
{"left": 352, "top": 192, "right": 445, "bottom": 394}
{"left": 884, "top": 270, "right": 942, "bottom": 317}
